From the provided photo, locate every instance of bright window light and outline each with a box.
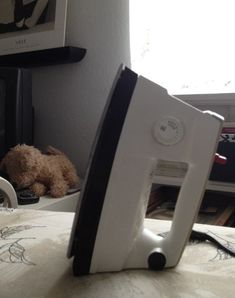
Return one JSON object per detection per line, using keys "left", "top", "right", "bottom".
{"left": 130, "top": 0, "right": 235, "bottom": 94}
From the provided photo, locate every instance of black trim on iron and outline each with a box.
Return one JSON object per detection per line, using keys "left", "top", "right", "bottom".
{"left": 69, "top": 66, "right": 138, "bottom": 276}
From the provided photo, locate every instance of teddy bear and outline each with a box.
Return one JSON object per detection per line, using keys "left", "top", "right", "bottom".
{"left": 0, "top": 144, "right": 80, "bottom": 198}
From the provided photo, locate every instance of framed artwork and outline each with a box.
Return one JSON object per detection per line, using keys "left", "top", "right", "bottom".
{"left": 0, "top": 0, "right": 68, "bottom": 55}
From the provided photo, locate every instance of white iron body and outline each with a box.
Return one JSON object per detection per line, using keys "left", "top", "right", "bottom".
{"left": 90, "top": 76, "right": 223, "bottom": 273}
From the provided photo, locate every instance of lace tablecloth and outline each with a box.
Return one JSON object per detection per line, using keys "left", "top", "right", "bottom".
{"left": 0, "top": 208, "right": 234, "bottom": 298}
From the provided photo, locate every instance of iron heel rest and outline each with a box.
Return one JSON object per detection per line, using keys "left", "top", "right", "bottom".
{"left": 68, "top": 66, "right": 224, "bottom": 275}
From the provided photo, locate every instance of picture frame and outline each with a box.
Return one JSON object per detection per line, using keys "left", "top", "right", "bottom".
{"left": 0, "top": 0, "right": 68, "bottom": 56}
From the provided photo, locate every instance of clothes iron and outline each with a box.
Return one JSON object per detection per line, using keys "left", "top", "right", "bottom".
{"left": 68, "top": 65, "right": 224, "bottom": 276}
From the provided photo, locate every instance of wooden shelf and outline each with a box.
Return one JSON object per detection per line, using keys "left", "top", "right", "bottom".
{"left": 0, "top": 46, "right": 86, "bottom": 68}
{"left": 153, "top": 175, "right": 235, "bottom": 194}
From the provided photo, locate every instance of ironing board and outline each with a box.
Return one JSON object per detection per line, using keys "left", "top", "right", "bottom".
{"left": 0, "top": 208, "right": 234, "bottom": 298}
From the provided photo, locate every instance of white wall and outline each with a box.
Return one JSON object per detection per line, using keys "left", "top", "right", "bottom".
{"left": 32, "top": 0, "right": 131, "bottom": 177}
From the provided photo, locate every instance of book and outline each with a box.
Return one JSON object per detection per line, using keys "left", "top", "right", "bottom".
{"left": 210, "top": 123, "right": 235, "bottom": 183}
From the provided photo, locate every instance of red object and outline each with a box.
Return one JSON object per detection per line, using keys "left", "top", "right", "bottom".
{"left": 214, "top": 153, "right": 227, "bottom": 165}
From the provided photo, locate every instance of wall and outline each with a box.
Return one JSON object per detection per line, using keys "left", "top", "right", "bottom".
{"left": 31, "top": 0, "right": 235, "bottom": 179}
{"left": 32, "top": 0, "right": 130, "bottom": 177}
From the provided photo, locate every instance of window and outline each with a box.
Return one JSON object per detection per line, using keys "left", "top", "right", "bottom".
{"left": 129, "top": 0, "right": 235, "bottom": 98}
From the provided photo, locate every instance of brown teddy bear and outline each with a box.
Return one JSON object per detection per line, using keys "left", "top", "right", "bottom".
{"left": 0, "top": 144, "right": 80, "bottom": 198}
